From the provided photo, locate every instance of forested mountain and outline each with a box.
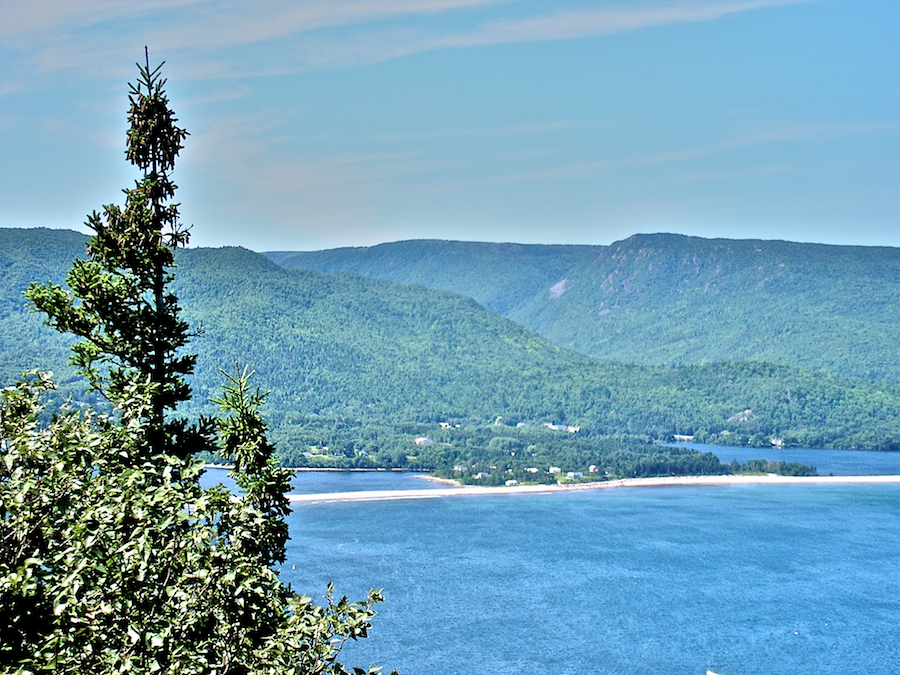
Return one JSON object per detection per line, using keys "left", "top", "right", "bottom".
{"left": 3, "top": 228, "right": 900, "bottom": 461}
{"left": 267, "top": 241, "right": 595, "bottom": 316}
{"left": 269, "top": 235, "right": 900, "bottom": 380}
{"left": 0, "top": 228, "right": 85, "bottom": 389}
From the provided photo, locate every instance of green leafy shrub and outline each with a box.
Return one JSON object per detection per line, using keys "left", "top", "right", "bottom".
{"left": 0, "top": 53, "right": 392, "bottom": 675}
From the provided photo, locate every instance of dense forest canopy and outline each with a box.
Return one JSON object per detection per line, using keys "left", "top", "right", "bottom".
{"left": 3, "top": 227, "right": 900, "bottom": 470}
{"left": 269, "top": 235, "right": 900, "bottom": 380}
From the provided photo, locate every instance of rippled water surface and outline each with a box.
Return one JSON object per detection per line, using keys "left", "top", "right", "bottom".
{"left": 200, "top": 467, "right": 437, "bottom": 493}
{"left": 285, "top": 483, "right": 900, "bottom": 675}
{"left": 204, "top": 450, "right": 900, "bottom": 674}
{"left": 684, "top": 443, "right": 900, "bottom": 476}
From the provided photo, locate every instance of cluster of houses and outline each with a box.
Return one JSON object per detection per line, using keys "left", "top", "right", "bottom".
{"left": 454, "top": 464, "right": 602, "bottom": 484}
{"left": 673, "top": 432, "right": 784, "bottom": 448}
{"left": 542, "top": 423, "right": 581, "bottom": 433}
{"left": 513, "top": 422, "right": 581, "bottom": 433}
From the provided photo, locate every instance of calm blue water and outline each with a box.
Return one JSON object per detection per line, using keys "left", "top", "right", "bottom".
{"left": 675, "top": 443, "right": 900, "bottom": 476}
{"left": 286, "top": 484, "right": 900, "bottom": 675}
{"left": 204, "top": 450, "right": 900, "bottom": 673}
{"left": 200, "top": 468, "right": 438, "bottom": 493}
{"left": 201, "top": 444, "right": 900, "bottom": 493}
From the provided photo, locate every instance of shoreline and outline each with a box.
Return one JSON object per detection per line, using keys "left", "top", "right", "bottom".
{"left": 286, "top": 473, "right": 900, "bottom": 503}
{"left": 203, "top": 464, "right": 424, "bottom": 472}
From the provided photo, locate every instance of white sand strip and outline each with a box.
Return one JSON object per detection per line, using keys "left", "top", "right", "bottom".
{"left": 287, "top": 474, "right": 900, "bottom": 503}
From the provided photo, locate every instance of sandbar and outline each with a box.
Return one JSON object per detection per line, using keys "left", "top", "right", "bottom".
{"left": 286, "top": 474, "right": 900, "bottom": 504}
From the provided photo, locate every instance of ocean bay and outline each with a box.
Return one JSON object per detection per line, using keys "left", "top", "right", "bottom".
{"left": 685, "top": 443, "right": 900, "bottom": 477}
{"left": 285, "top": 482, "right": 899, "bottom": 675}
{"left": 214, "top": 446, "right": 900, "bottom": 675}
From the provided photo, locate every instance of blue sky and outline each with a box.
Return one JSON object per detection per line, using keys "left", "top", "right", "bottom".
{"left": 1, "top": 0, "right": 897, "bottom": 251}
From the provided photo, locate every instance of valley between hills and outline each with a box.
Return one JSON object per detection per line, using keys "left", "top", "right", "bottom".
{"left": 4, "top": 227, "right": 900, "bottom": 483}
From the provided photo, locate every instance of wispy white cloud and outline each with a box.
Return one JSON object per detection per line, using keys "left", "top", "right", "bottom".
{"left": 0, "top": 0, "right": 499, "bottom": 51}
{"left": 1, "top": 0, "right": 504, "bottom": 78}
{"left": 354, "top": 118, "right": 896, "bottom": 195}
{"left": 239, "top": 0, "right": 822, "bottom": 72}
{"left": 634, "top": 120, "right": 899, "bottom": 166}
{"left": 2, "top": 0, "right": 822, "bottom": 78}
{"left": 149, "top": 0, "right": 500, "bottom": 52}
{"left": 186, "top": 110, "right": 431, "bottom": 201}
{"left": 0, "top": 82, "right": 24, "bottom": 97}
{"left": 0, "top": 0, "right": 203, "bottom": 44}
{"left": 447, "top": 0, "right": 815, "bottom": 46}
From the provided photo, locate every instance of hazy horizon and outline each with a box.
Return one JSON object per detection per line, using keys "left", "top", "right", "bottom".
{"left": 11, "top": 224, "right": 900, "bottom": 255}
{"left": 1, "top": 1, "right": 896, "bottom": 252}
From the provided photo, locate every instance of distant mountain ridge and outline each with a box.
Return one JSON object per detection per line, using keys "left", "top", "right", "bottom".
{"left": 268, "top": 234, "right": 900, "bottom": 380}
{"left": 3, "top": 227, "right": 900, "bottom": 454}
{"left": 267, "top": 240, "right": 595, "bottom": 316}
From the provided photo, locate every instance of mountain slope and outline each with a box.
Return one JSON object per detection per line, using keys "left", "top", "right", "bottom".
{"left": 510, "top": 234, "right": 900, "bottom": 380}
{"left": 0, "top": 228, "right": 86, "bottom": 389}
{"left": 268, "top": 235, "right": 900, "bottom": 380}
{"left": 3, "top": 227, "right": 900, "bottom": 453}
{"left": 174, "top": 245, "right": 586, "bottom": 423}
{"left": 268, "top": 240, "right": 594, "bottom": 316}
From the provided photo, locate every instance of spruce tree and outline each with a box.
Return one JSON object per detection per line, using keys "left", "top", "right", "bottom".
{"left": 25, "top": 49, "right": 201, "bottom": 459}
{"left": 1, "top": 53, "right": 390, "bottom": 674}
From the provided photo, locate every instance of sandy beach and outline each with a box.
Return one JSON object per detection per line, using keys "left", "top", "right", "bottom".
{"left": 286, "top": 473, "right": 900, "bottom": 503}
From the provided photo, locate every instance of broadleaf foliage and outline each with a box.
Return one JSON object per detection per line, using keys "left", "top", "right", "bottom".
{"left": 1, "top": 54, "right": 391, "bottom": 675}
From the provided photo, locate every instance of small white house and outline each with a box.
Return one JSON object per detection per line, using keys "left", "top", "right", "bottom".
{"left": 505, "top": 479, "right": 519, "bottom": 487}
{"left": 543, "top": 422, "right": 580, "bottom": 433}
{"left": 548, "top": 466, "right": 562, "bottom": 474}
{"left": 414, "top": 437, "right": 433, "bottom": 446}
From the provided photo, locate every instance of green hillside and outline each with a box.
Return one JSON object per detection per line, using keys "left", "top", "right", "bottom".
{"left": 268, "top": 240, "right": 594, "bottom": 316}
{"left": 0, "top": 228, "right": 86, "bottom": 394}
{"left": 268, "top": 235, "right": 900, "bottom": 380}
{"left": 3, "top": 228, "right": 900, "bottom": 462}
